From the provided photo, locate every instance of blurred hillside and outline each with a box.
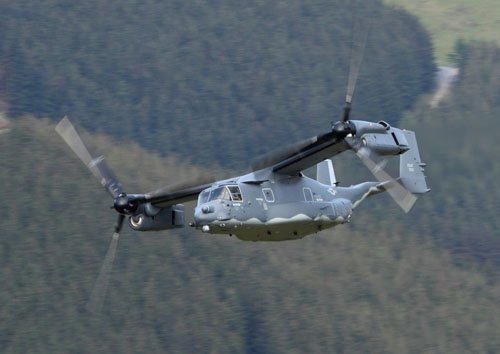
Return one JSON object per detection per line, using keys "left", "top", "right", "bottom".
{"left": 0, "top": 0, "right": 434, "bottom": 167}
{"left": 402, "top": 41, "right": 500, "bottom": 265}
{"left": 1, "top": 110, "right": 500, "bottom": 353}
{"left": 333, "top": 41, "right": 500, "bottom": 267}
{"left": 2, "top": 0, "right": 500, "bottom": 352}
{"left": 1, "top": 40, "right": 500, "bottom": 353}
{"left": 384, "top": 0, "right": 500, "bottom": 65}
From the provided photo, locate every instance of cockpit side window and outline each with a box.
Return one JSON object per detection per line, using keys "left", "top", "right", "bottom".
{"left": 204, "top": 185, "right": 242, "bottom": 202}
{"left": 228, "top": 185, "right": 243, "bottom": 201}
{"left": 209, "top": 187, "right": 231, "bottom": 201}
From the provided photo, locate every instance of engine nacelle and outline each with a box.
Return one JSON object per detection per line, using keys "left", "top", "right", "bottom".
{"left": 360, "top": 127, "right": 409, "bottom": 156}
{"left": 128, "top": 204, "right": 185, "bottom": 231}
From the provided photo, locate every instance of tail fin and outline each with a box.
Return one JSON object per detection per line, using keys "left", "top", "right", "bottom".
{"left": 399, "top": 130, "right": 430, "bottom": 194}
{"left": 317, "top": 159, "right": 337, "bottom": 186}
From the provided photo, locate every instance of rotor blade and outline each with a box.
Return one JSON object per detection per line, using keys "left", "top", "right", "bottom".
{"left": 346, "top": 137, "right": 417, "bottom": 213}
{"left": 144, "top": 175, "right": 216, "bottom": 207}
{"left": 146, "top": 175, "right": 216, "bottom": 197}
{"left": 342, "top": 13, "right": 371, "bottom": 122}
{"left": 345, "top": 18, "right": 369, "bottom": 105}
{"left": 86, "top": 214, "right": 125, "bottom": 314}
{"left": 251, "top": 135, "right": 319, "bottom": 171}
{"left": 55, "top": 117, "right": 124, "bottom": 198}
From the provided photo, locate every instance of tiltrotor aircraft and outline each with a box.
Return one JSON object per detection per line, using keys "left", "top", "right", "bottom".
{"left": 55, "top": 32, "right": 429, "bottom": 311}
{"left": 57, "top": 112, "right": 428, "bottom": 243}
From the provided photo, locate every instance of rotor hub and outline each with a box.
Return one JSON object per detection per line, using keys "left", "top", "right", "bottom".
{"left": 113, "top": 193, "right": 139, "bottom": 215}
{"left": 332, "top": 121, "right": 356, "bottom": 138}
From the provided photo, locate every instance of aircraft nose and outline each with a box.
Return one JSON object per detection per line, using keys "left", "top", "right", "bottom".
{"left": 194, "top": 205, "right": 216, "bottom": 226}
{"left": 201, "top": 205, "right": 214, "bottom": 214}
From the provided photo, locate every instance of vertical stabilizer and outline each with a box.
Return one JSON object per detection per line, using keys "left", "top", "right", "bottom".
{"left": 400, "top": 131, "right": 429, "bottom": 194}
{"left": 317, "top": 159, "right": 337, "bottom": 186}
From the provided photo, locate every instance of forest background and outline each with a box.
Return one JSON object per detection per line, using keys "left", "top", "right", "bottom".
{"left": 1, "top": 0, "right": 499, "bottom": 353}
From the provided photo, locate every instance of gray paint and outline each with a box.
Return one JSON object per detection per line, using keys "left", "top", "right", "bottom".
{"left": 189, "top": 124, "right": 428, "bottom": 241}
{"left": 193, "top": 170, "right": 382, "bottom": 241}
{"left": 121, "top": 121, "right": 429, "bottom": 241}
{"left": 316, "top": 159, "right": 337, "bottom": 186}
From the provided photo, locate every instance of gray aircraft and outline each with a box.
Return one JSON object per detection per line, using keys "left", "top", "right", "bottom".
{"left": 56, "top": 110, "right": 429, "bottom": 311}
{"left": 55, "top": 27, "right": 429, "bottom": 310}
{"left": 56, "top": 101, "right": 429, "bottom": 313}
{"left": 56, "top": 114, "right": 428, "bottom": 242}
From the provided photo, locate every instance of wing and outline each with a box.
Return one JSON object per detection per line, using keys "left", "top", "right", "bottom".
{"left": 144, "top": 178, "right": 214, "bottom": 208}
{"left": 252, "top": 130, "right": 348, "bottom": 176}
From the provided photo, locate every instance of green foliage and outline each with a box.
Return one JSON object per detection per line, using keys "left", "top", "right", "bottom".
{"left": 330, "top": 41, "right": 500, "bottom": 270}
{"left": 1, "top": 112, "right": 500, "bottom": 353}
{"left": 0, "top": 0, "right": 434, "bottom": 168}
{"left": 399, "top": 41, "right": 500, "bottom": 266}
{"left": 383, "top": 0, "right": 500, "bottom": 65}
{"left": 326, "top": 40, "right": 500, "bottom": 268}
{"left": 2, "top": 1, "right": 500, "bottom": 352}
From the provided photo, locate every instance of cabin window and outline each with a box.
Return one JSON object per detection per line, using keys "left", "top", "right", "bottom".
{"left": 303, "top": 187, "right": 313, "bottom": 202}
{"left": 262, "top": 188, "right": 275, "bottom": 202}
{"left": 228, "top": 185, "right": 243, "bottom": 201}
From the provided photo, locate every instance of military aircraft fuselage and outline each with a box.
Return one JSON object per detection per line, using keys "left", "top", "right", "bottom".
{"left": 193, "top": 170, "right": 379, "bottom": 242}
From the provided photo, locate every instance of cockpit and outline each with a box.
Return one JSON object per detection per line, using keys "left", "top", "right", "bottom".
{"left": 198, "top": 185, "right": 243, "bottom": 205}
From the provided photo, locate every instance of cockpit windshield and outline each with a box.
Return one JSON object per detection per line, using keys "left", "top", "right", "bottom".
{"left": 210, "top": 187, "right": 231, "bottom": 201}
{"left": 198, "top": 185, "right": 243, "bottom": 205}
{"left": 198, "top": 189, "right": 210, "bottom": 204}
